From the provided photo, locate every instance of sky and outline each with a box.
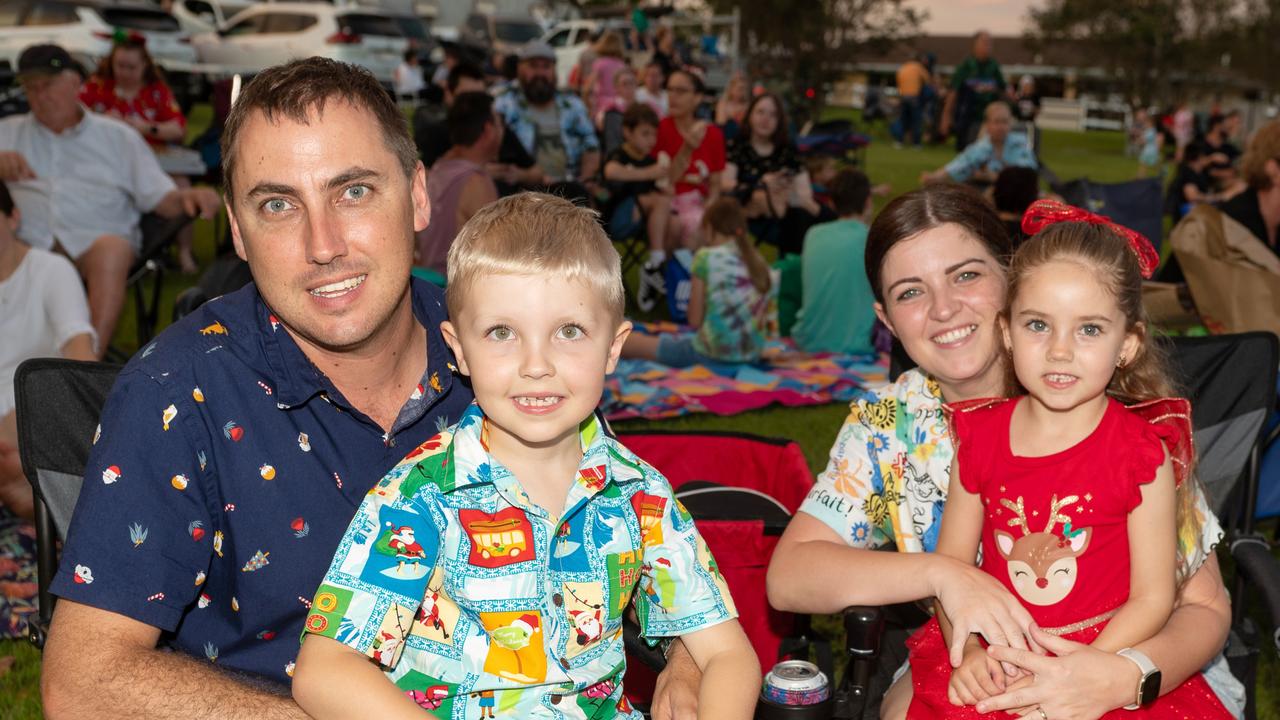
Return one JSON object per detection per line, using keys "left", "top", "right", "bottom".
{"left": 913, "top": 0, "right": 1035, "bottom": 35}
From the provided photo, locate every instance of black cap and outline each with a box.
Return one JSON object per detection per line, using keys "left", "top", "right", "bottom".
{"left": 17, "top": 44, "right": 85, "bottom": 80}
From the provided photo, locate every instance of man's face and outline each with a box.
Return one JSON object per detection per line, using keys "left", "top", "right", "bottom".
{"left": 518, "top": 58, "right": 556, "bottom": 105}
{"left": 226, "top": 101, "right": 429, "bottom": 354}
{"left": 974, "top": 33, "right": 992, "bottom": 60}
{"left": 985, "top": 106, "right": 1012, "bottom": 143}
{"left": 22, "top": 70, "right": 82, "bottom": 130}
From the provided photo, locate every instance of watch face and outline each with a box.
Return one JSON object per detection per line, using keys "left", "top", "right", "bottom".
{"left": 1140, "top": 670, "right": 1162, "bottom": 705}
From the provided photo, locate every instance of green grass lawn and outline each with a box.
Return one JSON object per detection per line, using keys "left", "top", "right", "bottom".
{"left": 3, "top": 110, "right": 1277, "bottom": 718}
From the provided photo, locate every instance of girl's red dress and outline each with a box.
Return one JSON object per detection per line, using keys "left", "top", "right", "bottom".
{"left": 906, "top": 396, "right": 1231, "bottom": 719}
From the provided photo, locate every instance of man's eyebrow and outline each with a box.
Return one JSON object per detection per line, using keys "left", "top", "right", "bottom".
{"left": 245, "top": 182, "right": 297, "bottom": 199}
{"left": 244, "top": 168, "right": 384, "bottom": 199}
{"left": 326, "top": 167, "right": 383, "bottom": 190}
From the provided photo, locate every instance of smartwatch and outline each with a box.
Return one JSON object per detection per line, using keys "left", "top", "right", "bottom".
{"left": 1116, "top": 648, "right": 1161, "bottom": 710}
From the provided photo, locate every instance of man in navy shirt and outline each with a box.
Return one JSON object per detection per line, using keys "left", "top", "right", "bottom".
{"left": 42, "top": 57, "right": 699, "bottom": 719}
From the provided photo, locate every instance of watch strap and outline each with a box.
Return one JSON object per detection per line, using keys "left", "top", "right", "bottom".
{"left": 1116, "top": 647, "right": 1159, "bottom": 710}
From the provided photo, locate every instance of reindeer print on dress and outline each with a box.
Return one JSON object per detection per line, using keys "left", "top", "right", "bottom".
{"left": 995, "top": 495, "right": 1090, "bottom": 606}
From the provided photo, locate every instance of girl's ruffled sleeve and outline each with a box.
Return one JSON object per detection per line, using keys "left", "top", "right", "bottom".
{"left": 1125, "top": 398, "right": 1195, "bottom": 512}
{"left": 944, "top": 398, "right": 1005, "bottom": 496}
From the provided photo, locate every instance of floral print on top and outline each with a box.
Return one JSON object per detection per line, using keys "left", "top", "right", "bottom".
{"left": 690, "top": 243, "right": 767, "bottom": 363}
{"left": 305, "top": 402, "right": 736, "bottom": 719}
{"left": 798, "top": 368, "right": 1224, "bottom": 574}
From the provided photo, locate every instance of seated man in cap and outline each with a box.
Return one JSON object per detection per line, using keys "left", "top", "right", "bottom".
{"left": 493, "top": 41, "right": 601, "bottom": 201}
{"left": 0, "top": 44, "right": 220, "bottom": 354}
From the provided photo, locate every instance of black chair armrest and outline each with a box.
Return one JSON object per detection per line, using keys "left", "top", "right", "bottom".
{"left": 1231, "top": 535, "right": 1280, "bottom": 653}
{"left": 832, "top": 605, "right": 885, "bottom": 720}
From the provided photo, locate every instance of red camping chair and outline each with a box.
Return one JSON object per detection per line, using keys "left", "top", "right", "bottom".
{"left": 615, "top": 430, "right": 817, "bottom": 708}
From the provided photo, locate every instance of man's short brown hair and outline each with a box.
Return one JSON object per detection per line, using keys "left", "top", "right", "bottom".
{"left": 1242, "top": 119, "right": 1280, "bottom": 191}
{"left": 220, "top": 58, "right": 418, "bottom": 197}
{"left": 446, "top": 193, "right": 624, "bottom": 323}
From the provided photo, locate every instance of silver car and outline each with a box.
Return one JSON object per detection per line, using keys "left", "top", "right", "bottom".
{"left": 191, "top": 2, "right": 410, "bottom": 86}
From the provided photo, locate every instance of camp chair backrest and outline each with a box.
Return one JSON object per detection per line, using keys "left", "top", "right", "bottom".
{"left": 1159, "top": 332, "right": 1279, "bottom": 519}
{"left": 615, "top": 430, "right": 815, "bottom": 706}
{"left": 1054, "top": 176, "right": 1165, "bottom": 253}
{"left": 15, "top": 358, "right": 122, "bottom": 646}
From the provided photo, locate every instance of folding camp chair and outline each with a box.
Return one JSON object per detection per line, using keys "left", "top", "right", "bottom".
{"left": 843, "top": 332, "right": 1280, "bottom": 719}
{"left": 1052, "top": 176, "right": 1165, "bottom": 256}
{"left": 117, "top": 212, "right": 197, "bottom": 357}
{"left": 614, "top": 430, "right": 826, "bottom": 710}
{"left": 13, "top": 358, "right": 123, "bottom": 648}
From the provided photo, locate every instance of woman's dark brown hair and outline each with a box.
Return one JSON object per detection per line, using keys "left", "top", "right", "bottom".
{"left": 865, "top": 183, "right": 1012, "bottom": 303}
{"left": 97, "top": 39, "right": 164, "bottom": 87}
{"left": 741, "top": 93, "right": 789, "bottom": 150}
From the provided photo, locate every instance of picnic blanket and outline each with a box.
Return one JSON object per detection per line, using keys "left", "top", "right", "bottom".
{"left": 602, "top": 322, "right": 889, "bottom": 420}
{"left": 0, "top": 507, "right": 36, "bottom": 639}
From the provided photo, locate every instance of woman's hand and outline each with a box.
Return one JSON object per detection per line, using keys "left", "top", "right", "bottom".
{"left": 679, "top": 121, "right": 708, "bottom": 149}
{"left": 933, "top": 558, "right": 1041, "bottom": 668}
{"left": 977, "top": 624, "right": 1137, "bottom": 720}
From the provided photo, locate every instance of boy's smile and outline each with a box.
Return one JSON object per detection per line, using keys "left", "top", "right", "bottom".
{"left": 442, "top": 273, "right": 631, "bottom": 465}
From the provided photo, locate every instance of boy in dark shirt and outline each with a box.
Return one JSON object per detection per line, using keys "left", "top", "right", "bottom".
{"left": 603, "top": 102, "right": 676, "bottom": 312}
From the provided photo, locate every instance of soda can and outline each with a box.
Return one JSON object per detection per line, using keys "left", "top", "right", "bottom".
{"left": 762, "top": 660, "right": 830, "bottom": 706}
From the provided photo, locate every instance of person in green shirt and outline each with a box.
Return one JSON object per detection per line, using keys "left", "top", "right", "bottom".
{"left": 792, "top": 168, "right": 877, "bottom": 355}
{"left": 941, "top": 31, "right": 1007, "bottom": 152}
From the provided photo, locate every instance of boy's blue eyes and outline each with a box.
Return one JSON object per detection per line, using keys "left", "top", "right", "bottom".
{"left": 483, "top": 325, "right": 588, "bottom": 340}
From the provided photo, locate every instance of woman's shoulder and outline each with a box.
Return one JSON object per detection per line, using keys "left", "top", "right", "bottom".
{"left": 846, "top": 368, "right": 942, "bottom": 423}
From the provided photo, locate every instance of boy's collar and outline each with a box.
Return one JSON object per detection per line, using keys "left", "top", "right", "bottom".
{"left": 442, "top": 403, "right": 644, "bottom": 494}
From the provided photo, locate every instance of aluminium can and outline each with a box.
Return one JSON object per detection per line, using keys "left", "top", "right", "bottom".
{"left": 762, "top": 660, "right": 830, "bottom": 706}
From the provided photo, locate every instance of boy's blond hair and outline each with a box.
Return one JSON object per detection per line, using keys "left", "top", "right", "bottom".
{"left": 445, "top": 193, "right": 625, "bottom": 322}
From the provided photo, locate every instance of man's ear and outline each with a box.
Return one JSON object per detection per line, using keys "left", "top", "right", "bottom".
{"left": 440, "top": 320, "right": 470, "bottom": 376}
{"left": 605, "top": 320, "right": 633, "bottom": 375}
{"left": 412, "top": 161, "right": 431, "bottom": 234}
{"left": 226, "top": 201, "right": 248, "bottom": 262}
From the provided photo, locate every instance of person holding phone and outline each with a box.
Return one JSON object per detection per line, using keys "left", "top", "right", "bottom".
{"left": 724, "top": 93, "right": 824, "bottom": 257}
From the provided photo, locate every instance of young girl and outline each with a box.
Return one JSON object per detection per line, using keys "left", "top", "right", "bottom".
{"left": 1135, "top": 108, "right": 1163, "bottom": 178}
{"left": 623, "top": 198, "right": 772, "bottom": 367}
{"left": 905, "top": 200, "right": 1233, "bottom": 719}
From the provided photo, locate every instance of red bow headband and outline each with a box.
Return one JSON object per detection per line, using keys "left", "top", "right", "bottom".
{"left": 1020, "top": 199, "right": 1159, "bottom": 279}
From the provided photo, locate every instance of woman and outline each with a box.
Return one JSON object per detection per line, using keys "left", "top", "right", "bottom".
{"left": 714, "top": 71, "right": 750, "bottom": 140}
{"left": 766, "top": 184, "right": 1243, "bottom": 720}
{"left": 724, "top": 93, "right": 823, "bottom": 257}
{"left": 0, "top": 180, "right": 95, "bottom": 636}
{"left": 583, "top": 30, "right": 628, "bottom": 120}
{"left": 80, "top": 34, "right": 198, "bottom": 272}
{"left": 654, "top": 69, "right": 725, "bottom": 248}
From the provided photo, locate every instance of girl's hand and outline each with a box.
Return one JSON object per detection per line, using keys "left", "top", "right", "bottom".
{"left": 978, "top": 625, "right": 1135, "bottom": 720}
{"left": 934, "top": 559, "right": 1042, "bottom": 669}
{"left": 948, "top": 643, "right": 1005, "bottom": 706}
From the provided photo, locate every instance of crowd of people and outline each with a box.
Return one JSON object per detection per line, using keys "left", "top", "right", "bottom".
{"left": 0, "top": 18, "right": 1279, "bottom": 720}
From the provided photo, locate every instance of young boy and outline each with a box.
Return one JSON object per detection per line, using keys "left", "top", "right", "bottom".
{"left": 293, "top": 193, "right": 760, "bottom": 719}
{"left": 604, "top": 102, "right": 676, "bottom": 313}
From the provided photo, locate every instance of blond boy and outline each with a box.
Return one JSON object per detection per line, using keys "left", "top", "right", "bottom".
{"left": 293, "top": 193, "right": 760, "bottom": 719}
